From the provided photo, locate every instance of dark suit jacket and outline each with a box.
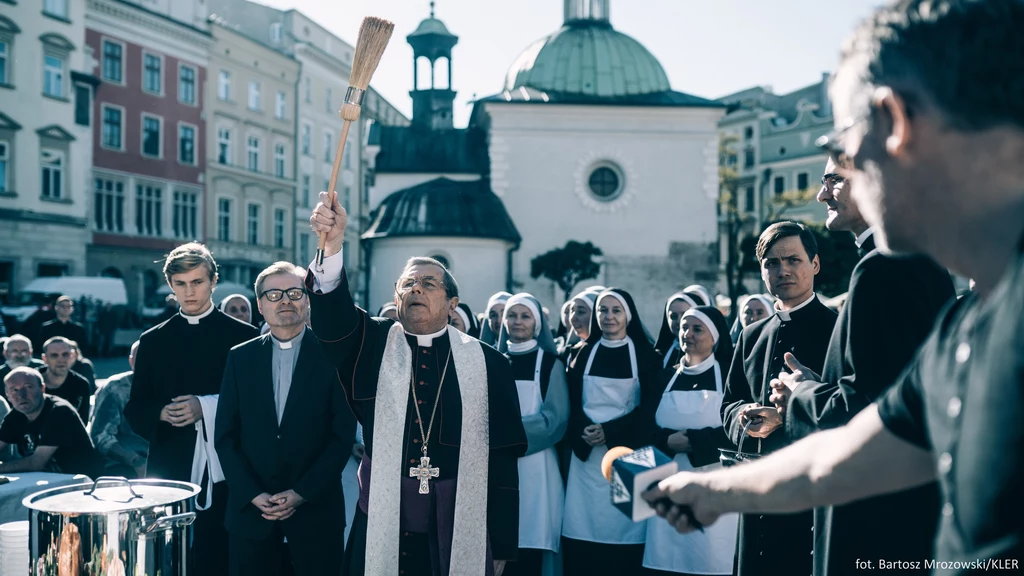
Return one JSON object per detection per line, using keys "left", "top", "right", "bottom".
{"left": 215, "top": 328, "right": 356, "bottom": 541}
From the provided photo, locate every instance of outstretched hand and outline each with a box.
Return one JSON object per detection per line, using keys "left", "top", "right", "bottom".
{"left": 309, "top": 191, "right": 347, "bottom": 258}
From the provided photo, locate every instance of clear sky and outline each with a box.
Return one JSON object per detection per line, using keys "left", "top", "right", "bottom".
{"left": 254, "top": 0, "right": 884, "bottom": 127}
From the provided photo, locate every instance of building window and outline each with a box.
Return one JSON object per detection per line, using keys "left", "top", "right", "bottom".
{"left": 218, "top": 198, "right": 232, "bottom": 241}
{"left": 0, "top": 40, "right": 9, "bottom": 85}
{"left": 173, "top": 190, "right": 198, "bottom": 239}
{"left": 744, "top": 126, "right": 754, "bottom": 141}
{"left": 274, "top": 143, "right": 286, "bottom": 178}
{"left": 101, "top": 105, "right": 123, "bottom": 150}
{"left": 587, "top": 164, "right": 624, "bottom": 202}
{"left": 323, "top": 130, "right": 332, "bottom": 162}
{"left": 0, "top": 141, "right": 8, "bottom": 193}
{"left": 218, "top": 70, "right": 230, "bottom": 100}
{"left": 247, "top": 136, "right": 260, "bottom": 171}
{"left": 299, "top": 234, "right": 309, "bottom": 264}
{"left": 179, "top": 124, "right": 196, "bottom": 165}
{"left": 797, "top": 172, "right": 809, "bottom": 191}
{"left": 94, "top": 178, "right": 125, "bottom": 233}
{"left": 217, "top": 128, "right": 231, "bottom": 165}
{"left": 142, "top": 115, "right": 162, "bottom": 158}
{"left": 275, "top": 91, "right": 286, "bottom": 119}
{"left": 744, "top": 146, "right": 755, "bottom": 168}
{"left": 745, "top": 186, "right": 755, "bottom": 213}
{"left": 37, "top": 263, "right": 69, "bottom": 277}
{"left": 43, "top": 0, "right": 69, "bottom": 19}
{"left": 74, "top": 85, "right": 91, "bottom": 126}
{"left": 301, "top": 174, "right": 310, "bottom": 208}
{"left": 40, "top": 149, "right": 63, "bottom": 199}
{"left": 179, "top": 65, "right": 196, "bottom": 104}
{"left": 325, "top": 87, "right": 332, "bottom": 114}
{"left": 247, "top": 204, "right": 260, "bottom": 245}
{"left": 43, "top": 54, "right": 64, "bottom": 98}
{"left": 304, "top": 76, "right": 311, "bottom": 103}
{"left": 136, "top": 184, "right": 163, "bottom": 236}
{"left": 143, "top": 53, "right": 162, "bottom": 94}
{"left": 773, "top": 175, "right": 785, "bottom": 195}
{"left": 344, "top": 145, "right": 351, "bottom": 169}
{"left": 301, "top": 123, "right": 311, "bottom": 155}
{"left": 269, "top": 22, "right": 283, "bottom": 43}
{"left": 274, "top": 208, "right": 285, "bottom": 248}
{"left": 248, "top": 81, "right": 260, "bottom": 110}
{"left": 102, "top": 40, "right": 122, "bottom": 83}
{"left": 343, "top": 186, "right": 351, "bottom": 212}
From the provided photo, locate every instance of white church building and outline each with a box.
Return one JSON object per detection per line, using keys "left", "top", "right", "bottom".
{"left": 362, "top": 0, "right": 724, "bottom": 326}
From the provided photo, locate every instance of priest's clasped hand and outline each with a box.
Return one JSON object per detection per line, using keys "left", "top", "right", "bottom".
{"left": 309, "top": 191, "right": 348, "bottom": 258}
{"left": 252, "top": 489, "right": 305, "bottom": 521}
{"left": 159, "top": 395, "right": 203, "bottom": 427}
{"left": 582, "top": 424, "right": 605, "bottom": 446}
{"left": 738, "top": 405, "right": 782, "bottom": 438}
{"left": 641, "top": 471, "right": 721, "bottom": 534}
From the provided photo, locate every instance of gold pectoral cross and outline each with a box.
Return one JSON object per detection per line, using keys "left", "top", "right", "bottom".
{"left": 409, "top": 454, "right": 440, "bottom": 494}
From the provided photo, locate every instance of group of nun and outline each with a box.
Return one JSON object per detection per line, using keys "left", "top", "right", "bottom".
{"left": 400, "top": 284, "right": 776, "bottom": 576}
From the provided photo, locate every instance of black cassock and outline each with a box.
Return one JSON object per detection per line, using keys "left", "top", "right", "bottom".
{"left": 722, "top": 295, "right": 837, "bottom": 576}
{"left": 786, "top": 236, "right": 955, "bottom": 575}
{"left": 125, "top": 308, "right": 257, "bottom": 576}
{"left": 305, "top": 269, "right": 527, "bottom": 576}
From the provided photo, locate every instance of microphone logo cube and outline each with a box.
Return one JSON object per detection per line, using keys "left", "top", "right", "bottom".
{"left": 609, "top": 446, "right": 678, "bottom": 522}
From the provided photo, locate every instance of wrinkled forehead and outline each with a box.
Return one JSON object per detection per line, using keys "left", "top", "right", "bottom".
{"left": 681, "top": 315, "right": 708, "bottom": 330}
{"left": 45, "top": 342, "right": 72, "bottom": 355}
{"left": 400, "top": 263, "right": 445, "bottom": 281}
{"left": 764, "top": 236, "right": 809, "bottom": 260}
{"left": 6, "top": 342, "right": 30, "bottom": 352}
{"left": 507, "top": 304, "right": 533, "bottom": 317}
{"left": 5, "top": 373, "right": 41, "bottom": 389}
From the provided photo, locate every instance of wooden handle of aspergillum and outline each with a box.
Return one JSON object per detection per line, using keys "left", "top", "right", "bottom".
{"left": 316, "top": 119, "right": 354, "bottom": 265}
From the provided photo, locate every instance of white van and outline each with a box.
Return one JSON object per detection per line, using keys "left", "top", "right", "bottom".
{"left": 1, "top": 277, "right": 129, "bottom": 323}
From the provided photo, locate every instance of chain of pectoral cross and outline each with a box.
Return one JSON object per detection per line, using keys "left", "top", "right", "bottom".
{"left": 409, "top": 347, "right": 452, "bottom": 494}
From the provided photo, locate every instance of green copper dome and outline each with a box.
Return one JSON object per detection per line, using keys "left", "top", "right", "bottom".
{"left": 503, "top": 19, "right": 671, "bottom": 97}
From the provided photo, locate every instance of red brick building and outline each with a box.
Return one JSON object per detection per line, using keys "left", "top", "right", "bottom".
{"left": 85, "top": 0, "right": 211, "bottom": 312}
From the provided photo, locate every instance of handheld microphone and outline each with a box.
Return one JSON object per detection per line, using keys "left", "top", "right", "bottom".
{"left": 600, "top": 446, "right": 702, "bottom": 530}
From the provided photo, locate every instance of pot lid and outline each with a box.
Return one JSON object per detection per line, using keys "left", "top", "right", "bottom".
{"left": 24, "top": 478, "right": 200, "bottom": 514}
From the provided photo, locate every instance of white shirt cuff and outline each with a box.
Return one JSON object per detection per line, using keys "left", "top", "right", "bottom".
{"left": 310, "top": 247, "right": 344, "bottom": 294}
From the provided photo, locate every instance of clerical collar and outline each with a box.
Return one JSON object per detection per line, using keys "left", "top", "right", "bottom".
{"left": 599, "top": 336, "right": 630, "bottom": 348}
{"left": 855, "top": 228, "right": 875, "bottom": 248}
{"left": 507, "top": 339, "right": 537, "bottom": 354}
{"left": 407, "top": 325, "right": 448, "bottom": 347}
{"left": 775, "top": 293, "right": 818, "bottom": 322}
{"left": 271, "top": 328, "right": 305, "bottom": 350}
{"left": 680, "top": 354, "right": 715, "bottom": 375}
{"left": 180, "top": 302, "right": 215, "bottom": 325}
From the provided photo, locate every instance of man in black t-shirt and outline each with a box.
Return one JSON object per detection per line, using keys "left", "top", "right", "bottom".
{"left": 644, "top": 2, "right": 1024, "bottom": 575}
{"left": 38, "top": 296, "right": 89, "bottom": 357}
{"left": 0, "top": 367, "right": 99, "bottom": 477}
{"left": 39, "top": 337, "right": 91, "bottom": 424}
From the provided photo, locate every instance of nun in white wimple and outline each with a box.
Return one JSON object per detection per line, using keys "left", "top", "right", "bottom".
{"left": 219, "top": 293, "right": 252, "bottom": 325}
{"left": 653, "top": 290, "right": 706, "bottom": 370}
{"left": 496, "top": 293, "right": 569, "bottom": 576}
{"left": 642, "top": 306, "right": 739, "bottom": 575}
{"left": 479, "top": 291, "right": 512, "bottom": 346}
{"left": 562, "top": 288, "right": 660, "bottom": 576}
{"left": 563, "top": 288, "right": 601, "bottom": 365}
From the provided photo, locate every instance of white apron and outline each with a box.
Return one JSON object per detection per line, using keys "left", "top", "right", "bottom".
{"left": 643, "top": 358, "right": 739, "bottom": 574}
{"left": 516, "top": 350, "right": 564, "bottom": 552}
{"left": 562, "top": 338, "right": 646, "bottom": 544}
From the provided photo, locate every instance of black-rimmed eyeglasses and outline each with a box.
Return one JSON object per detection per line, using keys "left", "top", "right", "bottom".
{"left": 260, "top": 288, "right": 306, "bottom": 302}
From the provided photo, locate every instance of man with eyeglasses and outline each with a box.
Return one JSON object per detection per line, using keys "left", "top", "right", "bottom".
{"left": 308, "top": 192, "right": 527, "bottom": 576}
{"left": 768, "top": 157, "right": 954, "bottom": 575}
{"left": 215, "top": 262, "right": 355, "bottom": 576}
{"left": 125, "top": 242, "right": 257, "bottom": 576}
{"left": 646, "top": 1, "right": 1024, "bottom": 574}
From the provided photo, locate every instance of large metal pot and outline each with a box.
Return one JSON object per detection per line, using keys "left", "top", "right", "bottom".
{"left": 720, "top": 417, "right": 765, "bottom": 468}
{"left": 23, "top": 477, "right": 200, "bottom": 576}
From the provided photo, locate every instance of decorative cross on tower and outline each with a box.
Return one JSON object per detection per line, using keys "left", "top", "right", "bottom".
{"left": 409, "top": 455, "right": 440, "bottom": 494}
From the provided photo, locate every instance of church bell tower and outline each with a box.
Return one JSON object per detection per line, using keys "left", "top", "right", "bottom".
{"left": 407, "top": 2, "right": 458, "bottom": 130}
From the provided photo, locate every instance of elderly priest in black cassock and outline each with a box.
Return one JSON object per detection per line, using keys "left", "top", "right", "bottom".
{"left": 308, "top": 191, "right": 528, "bottom": 576}
{"left": 775, "top": 160, "right": 956, "bottom": 576}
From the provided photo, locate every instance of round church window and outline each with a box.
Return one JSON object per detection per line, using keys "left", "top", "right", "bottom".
{"left": 588, "top": 165, "right": 623, "bottom": 201}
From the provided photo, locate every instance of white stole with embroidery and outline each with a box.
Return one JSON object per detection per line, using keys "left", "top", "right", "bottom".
{"left": 364, "top": 324, "right": 490, "bottom": 575}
